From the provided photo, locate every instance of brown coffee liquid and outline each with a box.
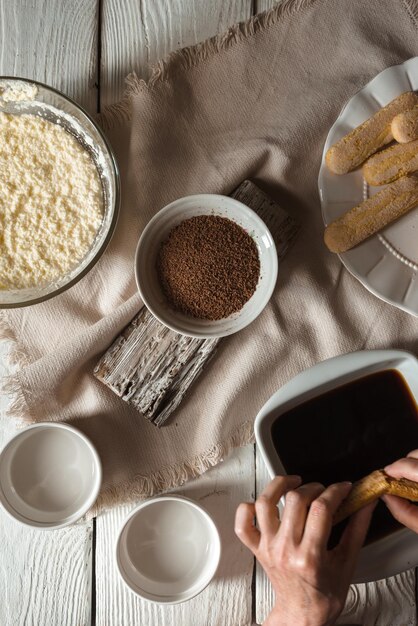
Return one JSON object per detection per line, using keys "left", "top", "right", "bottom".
{"left": 270, "top": 369, "right": 418, "bottom": 545}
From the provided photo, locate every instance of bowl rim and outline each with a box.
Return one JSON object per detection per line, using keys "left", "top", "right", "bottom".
{"left": 0, "top": 421, "right": 102, "bottom": 529}
{"left": 115, "top": 494, "right": 221, "bottom": 604}
{"left": 0, "top": 76, "right": 120, "bottom": 308}
{"left": 134, "top": 193, "right": 278, "bottom": 338}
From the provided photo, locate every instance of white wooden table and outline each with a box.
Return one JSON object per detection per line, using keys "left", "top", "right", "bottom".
{"left": 0, "top": 2, "right": 417, "bottom": 625}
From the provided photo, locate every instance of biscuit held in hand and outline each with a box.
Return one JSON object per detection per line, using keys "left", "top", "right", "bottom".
{"left": 392, "top": 104, "right": 418, "bottom": 143}
{"left": 363, "top": 139, "right": 418, "bottom": 185}
{"left": 333, "top": 469, "right": 418, "bottom": 525}
{"left": 324, "top": 174, "right": 418, "bottom": 253}
{"left": 325, "top": 91, "right": 418, "bottom": 175}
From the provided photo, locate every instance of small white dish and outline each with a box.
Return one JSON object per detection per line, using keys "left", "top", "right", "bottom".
{"left": 116, "top": 495, "right": 221, "bottom": 603}
{"left": 255, "top": 349, "right": 418, "bottom": 583}
{"left": 319, "top": 57, "right": 418, "bottom": 316}
{"left": 135, "top": 194, "right": 278, "bottom": 338}
{"left": 0, "top": 422, "right": 101, "bottom": 529}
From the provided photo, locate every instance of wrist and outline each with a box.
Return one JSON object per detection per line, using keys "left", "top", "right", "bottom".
{"left": 263, "top": 604, "right": 337, "bottom": 626}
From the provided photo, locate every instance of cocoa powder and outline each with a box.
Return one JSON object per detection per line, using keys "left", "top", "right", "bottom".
{"left": 157, "top": 215, "right": 260, "bottom": 320}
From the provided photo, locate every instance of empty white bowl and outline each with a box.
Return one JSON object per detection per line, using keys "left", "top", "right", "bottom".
{"left": 116, "top": 495, "right": 221, "bottom": 603}
{"left": 135, "top": 194, "right": 278, "bottom": 338}
{"left": 0, "top": 422, "right": 101, "bottom": 528}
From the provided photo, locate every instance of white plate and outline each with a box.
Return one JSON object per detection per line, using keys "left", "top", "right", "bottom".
{"left": 319, "top": 57, "right": 418, "bottom": 316}
{"left": 254, "top": 349, "right": 418, "bottom": 583}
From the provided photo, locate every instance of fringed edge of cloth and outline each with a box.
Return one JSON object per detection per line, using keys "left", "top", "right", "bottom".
{"left": 87, "top": 419, "right": 255, "bottom": 517}
{"left": 99, "top": 0, "right": 318, "bottom": 130}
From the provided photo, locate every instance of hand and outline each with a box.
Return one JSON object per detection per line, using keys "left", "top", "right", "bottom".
{"left": 383, "top": 450, "right": 418, "bottom": 532}
{"left": 235, "top": 476, "right": 375, "bottom": 626}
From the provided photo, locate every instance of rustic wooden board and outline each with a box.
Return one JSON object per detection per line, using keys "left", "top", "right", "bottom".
{"left": 0, "top": 3, "right": 97, "bottom": 624}
{"left": 252, "top": 0, "right": 417, "bottom": 619}
{"left": 255, "top": 448, "right": 417, "bottom": 626}
{"left": 97, "top": 2, "right": 257, "bottom": 624}
{"left": 95, "top": 445, "right": 255, "bottom": 626}
{"left": 0, "top": 343, "right": 93, "bottom": 626}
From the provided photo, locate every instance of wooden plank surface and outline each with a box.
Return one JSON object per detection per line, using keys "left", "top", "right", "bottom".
{"left": 0, "top": 2, "right": 97, "bottom": 624}
{"left": 253, "top": 0, "right": 417, "bottom": 621}
{"left": 100, "top": 0, "right": 253, "bottom": 106}
{"left": 0, "top": 342, "right": 93, "bottom": 626}
{"left": 255, "top": 449, "right": 417, "bottom": 626}
{"left": 97, "top": 4, "right": 256, "bottom": 625}
{"left": 0, "top": 0, "right": 99, "bottom": 113}
{"left": 95, "top": 445, "right": 255, "bottom": 626}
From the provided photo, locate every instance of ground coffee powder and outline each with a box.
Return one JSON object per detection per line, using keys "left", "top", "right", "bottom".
{"left": 157, "top": 215, "right": 260, "bottom": 320}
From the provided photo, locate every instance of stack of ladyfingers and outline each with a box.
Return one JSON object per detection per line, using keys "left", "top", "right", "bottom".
{"left": 324, "top": 91, "right": 418, "bottom": 253}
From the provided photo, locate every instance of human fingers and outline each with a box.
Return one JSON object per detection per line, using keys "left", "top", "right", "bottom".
{"left": 279, "top": 482, "right": 325, "bottom": 545}
{"left": 235, "top": 502, "right": 260, "bottom": 553}
{"left": 254, "top": 475, "right": 302, "bottom": 537}
{"left": 384, "top": 457, "right": 418, "bottom": 481}
{"left": 407, "top": 450, "right": 418, "bottom": 459}
{"left": 302, "top": 482, "right": 352, "bottom": 552}
{"left": 337, "top": 501, "right": 376, "bottom": 577}
{"left": 382, "top": 494, "right": 418, "bottom": 533}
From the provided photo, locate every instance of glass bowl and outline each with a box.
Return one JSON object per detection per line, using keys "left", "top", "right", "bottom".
{"left": 0, "top": 77, "right": 120, "bottom": 308}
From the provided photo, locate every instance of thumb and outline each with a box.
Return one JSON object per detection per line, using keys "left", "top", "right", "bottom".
{"left": 382, "top": 494, "right": 418, "bottom": 533}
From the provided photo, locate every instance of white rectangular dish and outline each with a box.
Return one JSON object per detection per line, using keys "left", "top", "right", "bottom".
{"left": 255, "top": 349, "right": 418, "bottom": 583}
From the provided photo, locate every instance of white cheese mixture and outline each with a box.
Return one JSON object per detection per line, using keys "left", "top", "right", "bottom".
{"left": 0, "top": 82, "right": 38, "bottom": 103}
{"left": 0, "top": 112, "right": 104, "bottom": 289}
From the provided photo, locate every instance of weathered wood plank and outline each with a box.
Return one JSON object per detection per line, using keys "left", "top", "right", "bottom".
{"left": 100, "top": 0, "right": 253, "bottom": 106}
{"left": 0, "top": 3, "right": 97, "bottom": 623}
{"left": 0, "top": 0, "right": 99, "bottom": 113}
{"left": 0, "top": 342, "right": 93, "bottom": 626}
{"left": 95, "top": 445, "right": 255, "bottom": 626}
{"left": 254, "top": 0, "right": 283, "bottom": 13}
{"left": 255, "top": 448, "right": 417, "bottom": 625}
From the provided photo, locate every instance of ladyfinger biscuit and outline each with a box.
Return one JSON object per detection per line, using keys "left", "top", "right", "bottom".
{"left": 333, "top": 470, "right": 388, "bottom": 525}
{"left": 333, "top": 470, "right": 418, "bottom": 525}
{"left": 392, "top": 104, "right": 418, "bottom": 143}
{"left": 325, "top": 91, "right": 418, "bottom": 175}
{"left": 363, "top": 139, "right": 418, "bottom": 185}
{"left": 324, "top": 174, "right": 418, "bottom": 254}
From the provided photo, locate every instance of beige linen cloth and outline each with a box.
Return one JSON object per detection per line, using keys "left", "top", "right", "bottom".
{"left": 2, "top": 0, "right": 418, "bottom": 515}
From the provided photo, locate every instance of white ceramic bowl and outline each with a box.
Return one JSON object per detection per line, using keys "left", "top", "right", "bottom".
{"left": 0, "top": 422, "right": 101, "bottom": 529}
{"left": 135, "top": 194, "right": 278, "bottom": 338}
{"left": 254, "top": 349, "right": 418, "bottom": 583}
{"left": 116, "top": 495, "right": 221, "bottom": 603}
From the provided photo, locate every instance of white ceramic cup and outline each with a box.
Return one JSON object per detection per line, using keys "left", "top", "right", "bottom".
{"left": 0, "top": 422, "right": 102, "bottom": 529}
{"left": 116, "top": 495, "right": 221, "bottom": 603}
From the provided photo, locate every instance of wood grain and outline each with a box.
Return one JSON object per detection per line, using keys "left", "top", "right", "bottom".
{"left": 95, "top": 445, "right": 255, "bottom": 626}
{"left": 0, "top": 342, "right": 93, "bottom": 626}
{"left": 254, "top": 448, "right": 275, "bottom": 625}
{"left": 255, "top": 0, "right": 281, "bottom": 12}
{"left": 0, "top": 4, "right": 97, "bottom": 622}
{"left": 255, "top": 449, "right": 417, "bottom": 625}
{"left": 100, "top": 0, "right": 253, "bottom": 106}
{"left": 0, "top": 0, "right": 99, "bottom": 113}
